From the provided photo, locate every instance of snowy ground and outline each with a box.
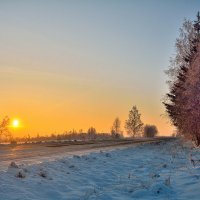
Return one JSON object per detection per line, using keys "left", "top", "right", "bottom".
{"left": 0, "top": 139, "right": 199, "bottom": 200}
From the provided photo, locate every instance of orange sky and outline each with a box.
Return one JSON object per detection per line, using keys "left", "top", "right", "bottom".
{"left": 0, "top": 1, "right": 187, "bottom": 137}
{"left": 1, "top": 66, "right": 174, "bottom": 137}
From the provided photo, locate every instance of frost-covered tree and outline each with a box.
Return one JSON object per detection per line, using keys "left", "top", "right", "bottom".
{"left": 125, "top": 106, "right": 143, "bottom": 137}
{"left": 166, "top": 19, "right": 198, "bottom": 82}
{"left": 182, "top": 43, "right": 200, "bottom": 145}
{"left": 164, "top": 12, "right": 200, "bottom": 145}
{"left": 164, "top": 18, "right": 198, "bottom": 127}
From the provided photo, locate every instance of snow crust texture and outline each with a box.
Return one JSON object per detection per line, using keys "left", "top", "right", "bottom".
{"left": 0, "top": 139, "right": 200, "bottom": 200}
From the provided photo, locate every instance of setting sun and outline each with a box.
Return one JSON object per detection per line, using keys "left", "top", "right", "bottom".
{"left": 12, "top": 119, "right": 20, "bottom": 128}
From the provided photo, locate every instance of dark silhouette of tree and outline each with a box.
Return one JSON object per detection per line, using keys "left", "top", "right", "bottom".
{"left": 125, "top": 106, "right": 143, "bottom": 137}
{"left": 111, "top": 117, "right": 121, "bottom": 138}
{"left": 143, "top": 125, "right": 158, "bottom": 138}
{"left": 87, "top": 127, "right": 97, "bottom": 140}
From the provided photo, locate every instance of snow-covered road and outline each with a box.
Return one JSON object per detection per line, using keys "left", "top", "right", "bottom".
{"left": 0, "top": 139, "right": 199, "bottom": 200}
{"left": 0, "top": 138, "right": 160, "bottom": 171}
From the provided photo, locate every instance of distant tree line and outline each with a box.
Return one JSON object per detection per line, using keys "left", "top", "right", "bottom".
{"left": 9, "top": 129, "right": 114, "bottom": 143}
{"left": 0, "top": 107, "right": 159, "bottom": 144}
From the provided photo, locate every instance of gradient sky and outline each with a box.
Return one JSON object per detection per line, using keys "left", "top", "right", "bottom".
{"left": 1, "top": 0, "right": 200, "bottom": 137}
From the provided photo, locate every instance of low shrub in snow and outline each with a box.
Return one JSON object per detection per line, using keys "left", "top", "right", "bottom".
{"left": 16, "top": 169, "right": 26, "bottom": 178}
{"left": 9, "top": 162, "right": 18, "bottom": 169}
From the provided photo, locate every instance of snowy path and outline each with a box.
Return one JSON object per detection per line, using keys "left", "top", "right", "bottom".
{"left": 0, "top": 138, "right": 160, "bottom": 171}
{"left": 0, "top": 139, "right": 200, "bottom": 200}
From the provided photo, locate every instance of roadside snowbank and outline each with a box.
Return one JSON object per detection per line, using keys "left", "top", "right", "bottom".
{"left": 0, "top": 139, "right": 199, "bottom": 200}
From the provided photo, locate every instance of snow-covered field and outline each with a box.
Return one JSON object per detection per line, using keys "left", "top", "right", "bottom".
{"left": 0, "top": 139, "right": 200, "bottom": 200}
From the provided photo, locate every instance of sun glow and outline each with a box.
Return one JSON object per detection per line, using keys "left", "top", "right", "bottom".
{"left": 12, "top": 119, "right": 20, "bottom": 128}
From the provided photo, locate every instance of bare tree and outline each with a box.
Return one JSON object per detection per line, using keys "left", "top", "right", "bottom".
{"left": 125, "top": 106, "right": 143, "bottom": 137}
{"left": 111, "top": 117, "right": 121, "bottom": 139}
{"left": 165, "top": 19, "right": 197, "bottom": 83}
{"left": 87, "top": 127, "right": 97, "bottom": 140}
{"left": 0, "top": 116, "right": 11, "bottom": 142}
{"left": 143, "top": 125, "right": 158, "bottom": 138}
